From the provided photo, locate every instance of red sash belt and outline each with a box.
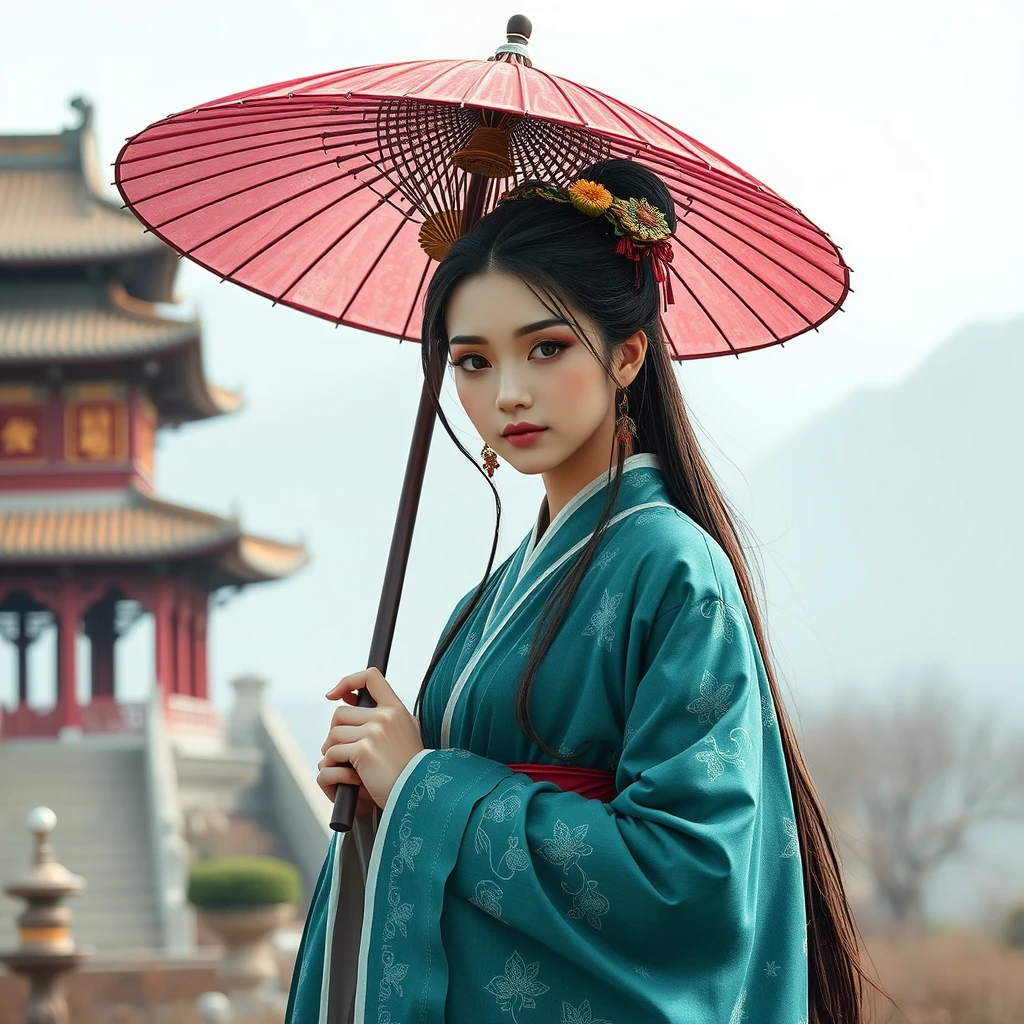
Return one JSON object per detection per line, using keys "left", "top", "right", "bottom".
{"left": 506, "top": 763, "right": 618, "bottom": 803}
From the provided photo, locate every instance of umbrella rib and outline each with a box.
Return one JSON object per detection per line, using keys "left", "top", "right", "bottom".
{"left": 132, "top": 132, "right": 396, "bottom": 221}
{"left": 119, "top": 126, "right": 375, "bottom": 187}
{"left": 154, "top": 161, "right": 394, "bottom": 263}
{"left": 398, "top": 62, "right": 475, "bottom": 100}
{"left": 398, "top": 257, "right": 433, "bottom": 341}
{"left": 512, "top": 60, "right": 531, "bottom": 115}
{"left": 459, "top": 58, "right": 504, "bottom": 107}
{"left": 339, "top": 213, "right": 415, "bottom": 321}
{"left": 633, "top": 143, "right": 801, "bottom": 217}
{"left": 684, "top": 209, "right": 844, "bottom": 305}
{"left": 270, "top": 182, "right": 408, "bottom": 302}
{"left": 672, "top": 229, "right": 807, "bottom": 340}
{"left": 533, "top": 72, "right": 592, "bottom": 130}
{"left": 288, "top": 60, "right": 418, "bottom": 95}
{"left": 129, "top": 144, "right": 349, "bottom": 218}
{"left": 659, "top": 309, "right": 682, "bottom": 360}
{"left": 559, "top": 78, "right": 661, "bottom": 145}
{"left": 642, "top": 148, "right": 818, "bottom": 234}
{"left": 659, "top": 169, "right": 839, "bottom": 264}
{"left": 120, "top": 102, "right": 380, "bottom": 152}
{"left": 664, "top": 257, "right": 739, "bottom": 355}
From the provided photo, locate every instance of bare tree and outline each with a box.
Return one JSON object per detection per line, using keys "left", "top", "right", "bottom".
{"left": 802, "top": 675, "right": 1024, "bottom": 929}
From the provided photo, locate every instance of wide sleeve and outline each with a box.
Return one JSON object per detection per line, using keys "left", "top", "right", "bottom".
{"left": 355, "top": 591, "right": 780, "bottom": 1023}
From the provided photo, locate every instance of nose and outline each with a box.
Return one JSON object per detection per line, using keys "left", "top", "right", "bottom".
{"left": 495, "top": 367, "right": 532, "bottom": 414}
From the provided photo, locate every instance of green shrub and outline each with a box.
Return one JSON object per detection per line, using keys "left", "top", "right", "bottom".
{"left": 1006, "top": 902, "right": 1024, "bottom": 949}
{"left": 187, "top": 856, "right": 301, "bottom": 910}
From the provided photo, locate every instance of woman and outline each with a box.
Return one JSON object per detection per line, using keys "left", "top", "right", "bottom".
{"left": 287, "top": 160, "right": 869, "bottom": 1024}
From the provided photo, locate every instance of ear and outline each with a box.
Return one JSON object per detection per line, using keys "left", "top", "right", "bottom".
{"left": 614, "top": 330, "right": 648, "bottom": 388}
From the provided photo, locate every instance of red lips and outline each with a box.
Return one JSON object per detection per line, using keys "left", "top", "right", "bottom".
{"left": 501, "top": 422, "right": 546, "bottom": 437}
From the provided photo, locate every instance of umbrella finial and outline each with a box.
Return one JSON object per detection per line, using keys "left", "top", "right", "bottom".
{"left": 507, "top": 15, "right": 532, "bottom": 41}
{"left": 492, "top": 15, "right": 533, "bottom": 66}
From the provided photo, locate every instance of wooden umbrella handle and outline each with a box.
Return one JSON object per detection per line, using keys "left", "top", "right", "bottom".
{"left": 330, "top": 378, "right": 440, "bottom": 832}
{"left": 329, "top": 174, "right": 491, "bottom": 833}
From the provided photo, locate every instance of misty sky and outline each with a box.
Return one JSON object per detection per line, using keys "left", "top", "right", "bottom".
{"left": 3, "top": 1, "right": 1022, "bottom": 744}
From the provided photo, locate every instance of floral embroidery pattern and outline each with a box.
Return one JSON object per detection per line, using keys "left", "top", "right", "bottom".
{"left": 562, "top": 998, "right": 614, "bottom": 1024}
{"left": 567, "top": 878, "right": 610, "bottom": 929}
{"left": 633, "top": 965, "right": 651, "bottom": 979}
{"left": 462, "top": 629, "right": 479, "bottom": 657}
{"left": 376, "top": 756, "right": 453, "bottom": 1020}
{"left": 484, "top": 950, "right": 550, "bottom": 1021}
{"left": 475, "top": 829, "right": 531, "bottom": 881}
{"left": 593, "top": 547, "right": 620, "bottom": 570}
{"left": 632, "top": 508, "right": 664, "bottom": 527}
{"left": 378, "top": 948, "right": 409, "bottom": 1001}
{"left": 582, "top": 589, "right": 623, "bottom": 652}
{"left": 384, "top": 888, "right": 414, "bottom": 939}
{"left": 685, "top": 670, "right": 734, "bottom": 725}
{"left": 518, "top": 642, "right": 532, "bottom": 657}
{"left": 469, "top": 879, "right": 508, "bottom": 923}
{"left": 536, "top": 819, "right": 610, "bottom": 930}
{"left": 781, "top": 817, "right": 799, "bottom": 859}
{"left": 761, "top": 688, "right": 777, "bottom": 730}
{"left": 624, "top": 470, "right": 652, "bottom": 489}
{"left": 695, "top": 728, "right": 753, "bottom": 782}
{"left": 765, "top": 961, "right": 780, "bottom": 977}
{"left": 537, "top": 820, "right": 594, "bottom": 873}
{"left": 484, "top": 791, "right": 523, "bottom": 824}
{"left": 700, "top": 597, "right": 736, "bottom": 643}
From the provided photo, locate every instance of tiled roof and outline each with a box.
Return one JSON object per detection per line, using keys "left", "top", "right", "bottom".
{"left": 0, "top": 490, "right": 306, "bottom": 582}
{"left": 0, "top": 168, "right": 165, "bottom": 263}
{"left": 0, "top": 283, "right": 241, "bottom": 421}
{"left": 0, "top": 283, "right": 198, "bottom": 361}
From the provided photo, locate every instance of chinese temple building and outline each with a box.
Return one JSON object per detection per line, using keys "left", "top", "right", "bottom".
{"left": 0, "top": 99, "right": 329, "bottom": 960}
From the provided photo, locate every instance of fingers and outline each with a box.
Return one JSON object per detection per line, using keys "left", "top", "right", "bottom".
{"left": 326, "top": 667, "right": 398, "bottom": 707}
{"left": 328, "top": 703, "right": 378, "bottom": 731}
{"left": 317, "top": 762, "right": 363, "bottom": 803}
{"left": 321, "top": 718, "right": 392, "bottom": 757}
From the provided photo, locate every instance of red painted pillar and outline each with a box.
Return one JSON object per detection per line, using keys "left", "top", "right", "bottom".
{"left": 153, "top": 580, "right": 174, "bottom": 699}
{"left": 175, "top": 586, "right": 193, "bottom": 697}
{"left": 192, "top": 590, "right": 209, "bottom": 701}
{"left": 56, "top": 581, "right": 80, "bottom": 732}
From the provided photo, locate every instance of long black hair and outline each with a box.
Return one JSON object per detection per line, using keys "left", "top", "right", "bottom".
{"left": 413, "top": 158, "right": 874, "bottom": 1024}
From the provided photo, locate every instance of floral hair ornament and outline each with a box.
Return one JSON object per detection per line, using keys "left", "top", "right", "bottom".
{"left": 497, "top": 178, "right": 676, "bottom": 309}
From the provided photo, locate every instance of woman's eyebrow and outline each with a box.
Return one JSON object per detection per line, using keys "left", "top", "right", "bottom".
{"left": 449, "top": 318, "right": 571, "bottom": 347}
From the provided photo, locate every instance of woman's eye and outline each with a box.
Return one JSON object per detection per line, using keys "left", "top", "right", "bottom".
{"left": 451, "top": 353, "right": 489, "bottom": 372}
{"left": 532, "top": 340, "right": 569, "bottom": 360}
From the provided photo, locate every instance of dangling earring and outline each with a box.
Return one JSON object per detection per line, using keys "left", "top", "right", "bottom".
{"left": 481, "top": 443, "right": 500, "bottom": 478}
{"left": 615, "top": 389, "right": 637, "bottom": 448}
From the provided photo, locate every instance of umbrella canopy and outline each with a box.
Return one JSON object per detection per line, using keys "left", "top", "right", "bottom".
{"left": 115, "top": 17, "right": 851, "bottom": 831}
{"left": 115, "top": 30, "right": 849, "bottom": 359}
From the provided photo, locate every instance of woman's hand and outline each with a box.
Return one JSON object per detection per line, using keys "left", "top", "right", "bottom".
{"left": 317, "top": 668, "right": 425, "bottom": 812}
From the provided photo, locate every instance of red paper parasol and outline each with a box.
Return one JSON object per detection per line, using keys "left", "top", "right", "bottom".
{"left": 115, "top": 16, "right": 850, "bottom": 830}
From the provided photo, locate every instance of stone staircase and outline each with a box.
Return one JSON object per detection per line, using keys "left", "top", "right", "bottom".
{"left": 0, "top": 739, "right": 162, "bottom": 957}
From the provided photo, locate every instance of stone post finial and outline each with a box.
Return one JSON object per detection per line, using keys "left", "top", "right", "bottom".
{"left": 196, "top": 991, "right": 233, "bottom": 1023}
{"left": 229, "top": 675, "right": 268, "bottom": 748}
{"left": 0, "top": 808, "right": 93, "bottom": 1024}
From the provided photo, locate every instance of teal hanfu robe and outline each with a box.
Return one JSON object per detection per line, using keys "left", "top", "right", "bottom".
{"left": 286, "top": 454, "right": 809, "bottom": 1024}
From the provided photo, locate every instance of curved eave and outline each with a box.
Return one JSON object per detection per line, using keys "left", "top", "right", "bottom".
{"left": 217, "top": 534, "right": 309, "bottom": 584}
{"left": 0, "top": 491, "right": 238, "bottom": 565}
{"left": 0, "top": 491, "right": 304, "bottom": 582}
{"left": 0, "top": 282, "right": 242, "bottom": 423}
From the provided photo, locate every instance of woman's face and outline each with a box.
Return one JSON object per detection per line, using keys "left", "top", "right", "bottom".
{"left": 445, "top": 271, "right": 616, "bottom": 478}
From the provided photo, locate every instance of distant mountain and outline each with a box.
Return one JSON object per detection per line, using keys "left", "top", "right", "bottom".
{"left": 739, "top": 313, "right": 1024, "bottom": 924}
{"left": 740, "top": 314, "right": 1024, "bottom": 715}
